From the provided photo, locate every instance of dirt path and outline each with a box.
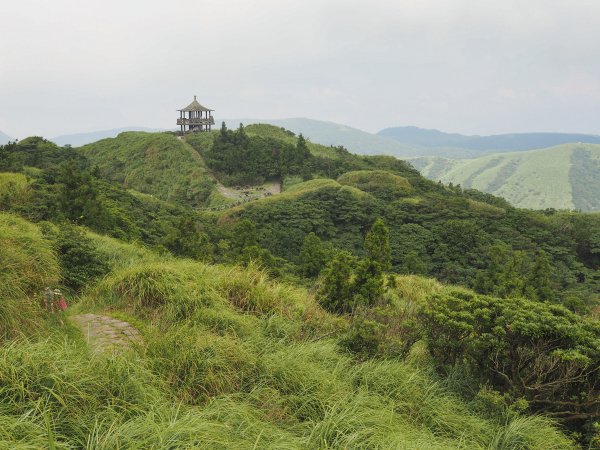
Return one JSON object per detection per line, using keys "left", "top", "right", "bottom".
{"left": 72, "top": 313, "right": 142, "bottom": 353}
{"left": 216, "top": 181, "right": 281, "bottom": 202}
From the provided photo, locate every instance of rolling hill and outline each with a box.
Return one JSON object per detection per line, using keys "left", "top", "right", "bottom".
{"left": 410, "top": 143, "right": 600, "bottom": 211}
{"left": 379, "top": 126, "right": 600, "bottom": 153}
{"left": 2, "top": 126, "right": 600, "bottom": 445}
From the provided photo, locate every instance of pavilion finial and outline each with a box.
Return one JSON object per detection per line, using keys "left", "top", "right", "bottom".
{"left": 194, "top": 95, "right": 197, "bottom": 101}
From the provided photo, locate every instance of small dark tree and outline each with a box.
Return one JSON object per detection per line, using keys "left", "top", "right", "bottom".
{"left": 317, "top": 251, "right": 355, "bottom": 313}
{"left": 352, "top": 258, "right": 385, "bottom": 308}
{"left": 299, "top": 232, "right": 327, "bottom": 277}
{"left": 364, "top": 218, "right": 391, "bottom": 271}
{"left": 56, "top": 224, "right": 109, "bottom": 291}
{"left": 161, "top": 216, "right": 213, "bottom": 261}
{"left": 527, "top": 250, "right": 555, "bottom": 302}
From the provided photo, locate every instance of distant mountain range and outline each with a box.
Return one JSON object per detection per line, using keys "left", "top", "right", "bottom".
{"left": 227, "top": 118, "right": 600, "bottom": 158}
{"left": 0, "top": 130, "right": 12, "bottom": 145}
{"left": 378, "top": 126, "right": 600, "bottom": 152}
{"left": 225, "top": 118, "right": 436, "bottom": 156}
{"left": 409, "top": 143, "right": 600, "bottom": 211}
{"left": 51, "top": 127, "right": 163, "bottom": 147}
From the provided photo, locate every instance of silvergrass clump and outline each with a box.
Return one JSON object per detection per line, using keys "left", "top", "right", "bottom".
{"left": 0, "top": 213, "right": 59, "bottom": 339}
{"left": 145, "top": 325, "right": 258, "bottom": 403}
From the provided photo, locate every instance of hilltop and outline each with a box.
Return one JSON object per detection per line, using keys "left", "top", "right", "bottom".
{"left": 410, "top": 143, "right": 600, "bottom": 211}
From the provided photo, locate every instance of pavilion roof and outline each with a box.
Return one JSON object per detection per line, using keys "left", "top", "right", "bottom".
{"left": 178, "top": 96, "right": 213, "bottom": 112}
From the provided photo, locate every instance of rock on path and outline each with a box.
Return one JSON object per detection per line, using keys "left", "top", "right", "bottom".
{"left": 72, "top": 313, "right": 142, "bottom": 353}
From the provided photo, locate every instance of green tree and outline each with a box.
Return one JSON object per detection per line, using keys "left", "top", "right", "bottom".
{"left": 229, "top": 219, "right": 259, "bottom": 256}
{"left": 421, "top": 289, "right": 600, "bottom": 425}
{"left": 527, "top": 249, "right": 555, "bottom": 301}
{"left": 364, "top": 218, "right": 391, "bottom": 271}
{"left": 161, "top": 216, "right": 213, "bottom": 261}
{"left": 55, "top": 224, "right": 110, "bottom": 291}
{"left": 402, "top": 250, "right": 428, "bottom": 274}
{"left": 317, "top": 251, "right": 355, "bottom": 313}
{"left": 299, "top": 232, "right": 327, "bottom": 277}
{"left": 352, "top": 258, "right": 385, "bottom": 307}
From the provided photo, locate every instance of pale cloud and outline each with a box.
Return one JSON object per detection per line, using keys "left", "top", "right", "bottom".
{"left": 1, "top": 0, "right": 600, "bottom": 138}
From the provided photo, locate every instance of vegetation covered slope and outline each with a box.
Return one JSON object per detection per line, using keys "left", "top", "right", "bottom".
{"left": 80, "top": 131, "right": 215, "bottom": 207}
{"left": 411, "top": 143, "right": 600, "bottom": 211}
{"left": 2, "top": 125, "right": 600, "bottom": 446}
{"left": 0, "top": 212, "right": 583, "bottom": 449}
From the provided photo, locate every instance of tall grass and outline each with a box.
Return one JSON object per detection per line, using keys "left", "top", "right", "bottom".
{"left": 0, "top": 213, "right": 59, "bottom": 339}
{"left": 0, "top": 214, "right": 577, "bottom": 448}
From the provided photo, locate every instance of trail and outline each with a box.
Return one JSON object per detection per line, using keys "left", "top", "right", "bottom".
{"left": 72, "top": 313, "right": 142, "bottom": 353}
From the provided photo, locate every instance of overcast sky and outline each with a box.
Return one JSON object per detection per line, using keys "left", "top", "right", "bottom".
{"left": 1, "top": 0, "right": 600, "bottom": 138}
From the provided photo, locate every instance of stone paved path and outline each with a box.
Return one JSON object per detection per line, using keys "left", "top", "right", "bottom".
{"left": 72, "top": 313, "right": 143, "bottom": 353}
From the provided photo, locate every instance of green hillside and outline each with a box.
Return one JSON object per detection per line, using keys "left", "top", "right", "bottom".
{"left": 2, "top": 127, "right": 600, "bottom": 446}
{"left": 0, "top": 212, "right": 584, "bottom": 448}
{"left": 411, "top": 143, "right": 600, "bottom": 211}
{"left": 80, "top": 132, "right": 215, "bottom": 207}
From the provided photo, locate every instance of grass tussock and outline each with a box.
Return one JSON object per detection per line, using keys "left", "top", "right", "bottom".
{"left": 0, "top": 213, "right": 59, "bottom": 339}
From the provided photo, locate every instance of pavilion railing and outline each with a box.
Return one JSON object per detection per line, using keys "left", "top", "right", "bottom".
{"left": 177, "top": 117, "right": 215, "bottom": 125}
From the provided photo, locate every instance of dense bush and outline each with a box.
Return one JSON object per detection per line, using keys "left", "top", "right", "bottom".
{"left": 421, "top": 289, "right": 600, "bottom": 426}
{"left": 54, "top": 224, "right": 110, "bottom": 291}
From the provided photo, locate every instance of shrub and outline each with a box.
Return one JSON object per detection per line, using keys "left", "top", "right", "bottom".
{"left": 421, "top": 289, "right": 600, "bottom": 426}
{"left": 55, "top": 224, "right": 110, "bottom": 291}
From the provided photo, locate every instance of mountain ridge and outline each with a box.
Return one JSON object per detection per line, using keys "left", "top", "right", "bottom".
{"left": 379, "top": 125, "right": 600, "bottom": 152}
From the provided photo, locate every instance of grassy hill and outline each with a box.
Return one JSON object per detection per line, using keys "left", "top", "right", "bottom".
{"left": 80, "top": 132, "right": 215, "bottom": 207}
{"left": 411, "top": 143, "right": 600, "bottom": 211}
{"left": 2, "top": 127, "right": 600, "bottom": 446}
{"left": 0, "top": 211, "right": 581, "bottom": 448}
{"left": 379, "top": 126, "right": 600, "bottom": 153}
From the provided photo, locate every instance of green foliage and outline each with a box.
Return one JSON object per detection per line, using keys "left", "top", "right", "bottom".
{"left": 80, "top": 132, "right": 215, "bottom": 207}
{"left": 317, "top": 251, "right": 356, "bottom": 313}
{"left": 421, "top": 289, "right": 600, "bottom": 425}
{"left": 0, "top": 213, "right": 581, "bottom": 448}
{"left": 0, "top": 213, "right": 59, "bottom": 340}
{"left": 298, "top": 232, "right": 328, "bottom": 277}
{"left": 160, "top": 216, "right": 213, "bottom": 260}
{"left": 53, "top": 224, "right": 110, "bottom": 291}
{"left": 338, "top": 169, "right": 412, "bottom": 200}
{"left": 0, "top": 172, "right": 31, "bottom": 210}
{"left": 197, "top": 123, "right": 312, "bottom": 185}
{"left": 364, "top": 218, "right": 391, "bottom": 271}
